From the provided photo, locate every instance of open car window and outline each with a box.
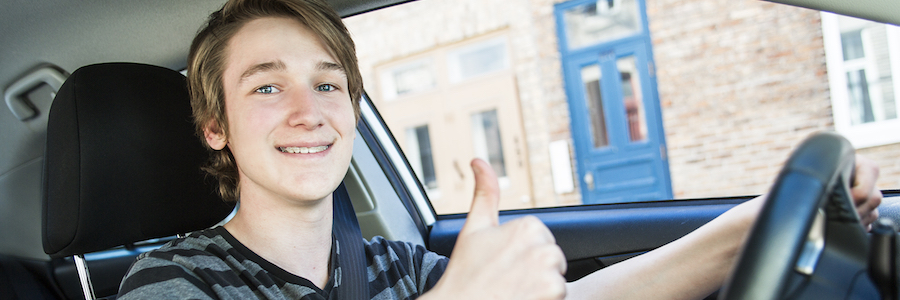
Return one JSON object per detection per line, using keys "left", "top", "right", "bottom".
{"left": 345, "top": 0, "right": 900, "bottom": 215}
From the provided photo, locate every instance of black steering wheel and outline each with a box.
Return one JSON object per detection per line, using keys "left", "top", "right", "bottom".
{"left": 719, "top": 132, "right": 876, "bottom": 299}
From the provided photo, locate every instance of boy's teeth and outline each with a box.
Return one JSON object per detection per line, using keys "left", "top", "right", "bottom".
{"left": 279, "top": 146, "right": 328, "bottom": 154}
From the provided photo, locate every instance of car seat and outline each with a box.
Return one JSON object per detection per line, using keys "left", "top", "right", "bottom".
{"left": 41, "top": 63, "right": 236, "bottom": 299}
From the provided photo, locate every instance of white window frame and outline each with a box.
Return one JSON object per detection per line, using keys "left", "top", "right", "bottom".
{"left": 822, "top": 12, "right": 900, "bottom": 148}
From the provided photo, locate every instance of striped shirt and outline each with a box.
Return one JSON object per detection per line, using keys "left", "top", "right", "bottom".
{"left": 117, "top": 227, "right": 448, "bottom": 299}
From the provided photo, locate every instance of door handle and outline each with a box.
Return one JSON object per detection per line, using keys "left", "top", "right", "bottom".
{"left": 584, "top": 172, "right": 594, "bottom": 191}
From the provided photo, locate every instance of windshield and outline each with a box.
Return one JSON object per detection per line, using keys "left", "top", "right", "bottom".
{"left": 344, "top": 0, "right": 900, "bottom": 215}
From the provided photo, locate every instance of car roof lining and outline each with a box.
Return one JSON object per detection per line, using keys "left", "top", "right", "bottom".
{"left": 0, "top": 0, "right": 414, "bottom": 104}
{"left": 766, "top": 0, "right": 900, "bottom": 26}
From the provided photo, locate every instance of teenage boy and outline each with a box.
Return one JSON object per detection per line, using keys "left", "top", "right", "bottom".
{"left": 118, "top": 0, "right": 883, "bottom": 299}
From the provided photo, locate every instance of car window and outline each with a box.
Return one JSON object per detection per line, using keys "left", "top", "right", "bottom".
{"left": 344, "top": 0, "right": 900, "bottom": 215}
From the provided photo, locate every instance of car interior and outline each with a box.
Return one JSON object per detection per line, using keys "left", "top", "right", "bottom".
{"left": 2, "top": 0, "right": 900, "bottom": 299}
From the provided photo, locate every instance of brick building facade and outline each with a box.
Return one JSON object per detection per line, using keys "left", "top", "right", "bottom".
{"left": 344, "top": 0, "right": 900, "bottom": 213}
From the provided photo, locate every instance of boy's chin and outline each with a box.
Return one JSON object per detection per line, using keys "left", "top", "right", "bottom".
{"left": 285, "top": 180, "right": 343, "bottom": 203}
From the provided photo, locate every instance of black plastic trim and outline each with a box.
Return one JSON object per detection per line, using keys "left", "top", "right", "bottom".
{"left": 333, "top": 0, "right": 418, "bottom": 18}
{"left": 429, "top": 197, "right": 751, "bottom": 260}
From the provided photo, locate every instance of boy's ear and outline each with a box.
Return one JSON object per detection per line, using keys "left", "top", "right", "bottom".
{"left": 203, "top": 121, "right": 227, "bottom": 150}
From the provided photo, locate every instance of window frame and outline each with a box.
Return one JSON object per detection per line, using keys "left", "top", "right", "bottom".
{"left": 358, "top": 94, "right": 438, "bottom": 226}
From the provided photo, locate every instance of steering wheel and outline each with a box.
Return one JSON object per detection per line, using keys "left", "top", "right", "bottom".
{"left": 719, "top": 132, "right": 874, "bottom": 299}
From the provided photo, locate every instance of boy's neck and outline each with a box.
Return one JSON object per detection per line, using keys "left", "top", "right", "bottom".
{"left": 223, "top": 191, "right": 335, "bottom": 289}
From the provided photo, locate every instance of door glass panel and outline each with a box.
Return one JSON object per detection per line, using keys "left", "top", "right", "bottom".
{"left": 581, "top": 64, "right": 609, "bottom": 148}
{"left": 617, "top": 56, "right": 648, "bottom": 142}
{"left": 405, "top": 125, "right": 438, "bottom": 190}
{"left": 471, "top": 110, "right": 508, "bottom": 178}
{"left": 563, "top": 0, "right": 642, "bottom": 49}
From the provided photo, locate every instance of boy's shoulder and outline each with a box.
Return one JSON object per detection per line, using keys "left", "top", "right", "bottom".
{"left": 125, "top": 227, "right": 236, "bottom": 276}
{"left": 117, "top": 227, "right": 238, "bottom": 299}
{"left": 138, "top": 227, "right": 227, "bottom": 257}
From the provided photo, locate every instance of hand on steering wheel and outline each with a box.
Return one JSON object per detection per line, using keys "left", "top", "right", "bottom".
{"left": 720, "top": 132, "right": 880, "bottom": 300}
{"left": 852, "top": 155, "right": 882, "bottom": 230}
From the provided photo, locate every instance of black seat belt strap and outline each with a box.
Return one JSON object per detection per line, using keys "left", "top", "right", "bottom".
{"left": 332, "top": 182, "right": 368, "bottom": 300}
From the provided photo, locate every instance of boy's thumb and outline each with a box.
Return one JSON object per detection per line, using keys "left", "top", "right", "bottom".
{"left": 460, "top": 158, "right": 501, "bottom": 234}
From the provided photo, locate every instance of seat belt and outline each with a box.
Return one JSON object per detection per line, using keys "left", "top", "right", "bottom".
{"left": 331, "top": 182, "right": 368, "bottom": 300}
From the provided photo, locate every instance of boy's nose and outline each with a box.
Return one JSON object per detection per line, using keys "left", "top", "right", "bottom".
{"left": 286, "top": 88, "right": 324, "bottom": 129}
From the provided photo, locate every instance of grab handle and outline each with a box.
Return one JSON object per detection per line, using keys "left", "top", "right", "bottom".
{"left": 4, "top": 67, "right": 67, "bottom": 121}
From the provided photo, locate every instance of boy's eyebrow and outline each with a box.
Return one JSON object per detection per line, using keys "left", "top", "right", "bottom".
{"left": 239, "top": 60, "right": 287, "bottom": 83}
{"left": 238, "top": 60, "right": 345, "bottom": 83}
{"left": 317, "top": 61, "right": 345, "bottom": 74}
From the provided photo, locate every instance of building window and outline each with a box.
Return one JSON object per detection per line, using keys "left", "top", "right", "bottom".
{"left": 822, "top": 12, "right": 900, "bottom": 148}
{"left": 405, "top": 125, "right": 438, "bottom": 192}
{"left": 447, "top": 37, "right": 509, "bottom": 82}
{"left": 561, "top": 0, "right": 641, "bottom": 50}
{"left": 380, "top": 59, "right": 436, "bottom": 100}
{"left": 471, "top": 109, "right": 509, "bottom": 188}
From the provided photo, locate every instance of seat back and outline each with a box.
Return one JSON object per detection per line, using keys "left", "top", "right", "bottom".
{"left": 42, "top": 62, "right": 235, "bottom": 259}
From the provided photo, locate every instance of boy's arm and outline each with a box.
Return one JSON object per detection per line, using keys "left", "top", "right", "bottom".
{"left": 565, "top": 194, "right": 762, "bottom": 300}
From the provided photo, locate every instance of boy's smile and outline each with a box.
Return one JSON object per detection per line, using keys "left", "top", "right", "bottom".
{"left": 205, "top": 16, "right": 356, "bottom": 205}
{"left": 279, "top": 145, "right": 329, "bottom": 154}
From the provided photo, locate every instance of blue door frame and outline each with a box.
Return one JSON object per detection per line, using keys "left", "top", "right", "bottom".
{"left": 555, "top": 0, "right": 673, "bottom": 204}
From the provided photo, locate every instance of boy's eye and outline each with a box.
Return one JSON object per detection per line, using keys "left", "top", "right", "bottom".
{"left": 316, "top": 84, "right": 337, "bottom": 92}
{"left": 255, "top": 85, "right": 280, "bottom": 94}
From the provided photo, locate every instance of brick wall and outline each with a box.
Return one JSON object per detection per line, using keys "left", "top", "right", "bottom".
{"left": 649, "top": 0, "right": 900, "bottom": 197}
{"left": 650, "top": 0, "right": 830, "bottom": 197}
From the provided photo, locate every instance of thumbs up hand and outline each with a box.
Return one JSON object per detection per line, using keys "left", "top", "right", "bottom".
{"left": 423, "top": 159, "right": 567, "bottom": 300}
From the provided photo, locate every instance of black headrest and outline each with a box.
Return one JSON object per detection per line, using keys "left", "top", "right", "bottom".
{"left": 42, "top": 63, "right": 235, "bottom": 258}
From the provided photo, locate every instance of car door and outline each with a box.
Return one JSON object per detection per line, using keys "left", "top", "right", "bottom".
{"left": 357, "top": 75, "right": 900, "bottom": 299}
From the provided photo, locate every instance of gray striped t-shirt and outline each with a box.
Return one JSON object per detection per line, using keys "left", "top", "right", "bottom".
{"left": 117, "top": 226, "right": 448, "bottom": 299}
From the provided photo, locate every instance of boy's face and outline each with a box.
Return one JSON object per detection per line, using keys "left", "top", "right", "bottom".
{"left": 205, "top": 17, "right": 356, "bottom": 205}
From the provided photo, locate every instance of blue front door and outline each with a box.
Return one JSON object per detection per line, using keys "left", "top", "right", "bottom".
{"left": 556, "top": 0, "right": 672, "bottom": 204}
